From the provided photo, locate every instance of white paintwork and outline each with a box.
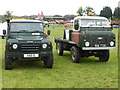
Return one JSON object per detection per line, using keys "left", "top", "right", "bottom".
{"left": 82, "top": 47, "right": 116, "bottom": 50}
{"left": 73, "top": 16, "right": 111, "bottom": 29}
{"left": 74, "top": 16, "right": 108, "bottom": 20}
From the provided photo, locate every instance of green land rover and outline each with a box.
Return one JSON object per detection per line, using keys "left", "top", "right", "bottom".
{"left": 55, "top": 16, "right": 116, "bottom": 63}
{"left": 3, "top": 19, "right": 53, "bottom": 70}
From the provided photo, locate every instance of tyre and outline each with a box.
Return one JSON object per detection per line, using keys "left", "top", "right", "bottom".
{"left": 70, "top": 46, "right": 80, "bottom": 63}
{"left": 57, "top": 42, "right": 63, "bottom": 55}
{"left": 5, "top": 56, "right": 13, "bottom": 70}
{"left": 44, "top": 55, "right": 53, "bottom": 68}
{"left": 98, "top": 50, "right": 109, "bottom": 62}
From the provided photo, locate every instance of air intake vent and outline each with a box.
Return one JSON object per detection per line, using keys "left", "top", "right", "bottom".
{"left": 20, "top": 43, "right": 40, "bottom": 52}
{"left": 93, "top": 37, "right": 107, "bottom": 46}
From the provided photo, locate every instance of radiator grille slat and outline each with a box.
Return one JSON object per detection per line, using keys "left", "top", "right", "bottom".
{"left": 20, "top": 43, "right": 40, "bottom": 52}
{"left": 92, "top": 37, "right": 107, "bottom": 46}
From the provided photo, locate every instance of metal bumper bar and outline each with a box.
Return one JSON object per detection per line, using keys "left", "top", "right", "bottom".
{"left": 82, "top": 47, "right": 116, "bottom": 50}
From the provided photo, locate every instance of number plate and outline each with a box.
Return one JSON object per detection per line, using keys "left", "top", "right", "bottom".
{"left": 95, "top": 44, "right": 106, "bottom": 47}
{"left": 24, "top": 54, "right": 39, "bottom": 58}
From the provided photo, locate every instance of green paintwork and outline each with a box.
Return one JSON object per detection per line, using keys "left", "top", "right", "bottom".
{"left": 77, "top": 27, "right": 116, "bottom": 49}
{"left": 71, "top": 16, "right": 116, "bottom": 50}
{"left": 6, "top": 20, "right": 53, "bottom": 60}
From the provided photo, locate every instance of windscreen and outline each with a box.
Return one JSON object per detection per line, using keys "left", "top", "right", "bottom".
{"left": 10, "top": 22, "right": 44, "bottom": 32}
{"left": 81, "top": 19, "right": 111, "bottom": 27}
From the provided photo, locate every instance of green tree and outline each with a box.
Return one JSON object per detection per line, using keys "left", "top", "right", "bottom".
{"left": 4, "top": 10, "right": 13, "bottom": 19}
{"left": 113, "top": 7, "right": 120, "bottom": 20}
{"left": 77, "top": 7, "right": 84, "bottom": 16}
{"left": 99, "top": 6, "right": 112, "bottom": 19}
{"left": 84, "top": 6, "right": 95, "bottom": 15}
{"left": 53, "top": 15, "right": 62, "bottom": 17}
{"left": 77, "top": 6, "right": 96, "bottom": 16}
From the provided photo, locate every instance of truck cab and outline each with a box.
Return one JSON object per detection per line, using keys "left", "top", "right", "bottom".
{"left": 72, "top": 16, "right": 115, "bottom": 50}
{"left": 55, "top": 16, "right": 115, "bottom": 63}
{"left": 4, "top": 20, "right": 53, "bottom": 70}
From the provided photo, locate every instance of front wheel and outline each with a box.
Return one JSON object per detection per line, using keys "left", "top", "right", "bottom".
{"left": 43, "top": 55, "right": 54, "bottom": 68}
{"left": 57, "top": 42, "right": 64, "bottom": 55}
{"left": 98, "top": 50, "right": 109, "bottom": 62}
{"left": 5, "top": 56, "right": 13, "bottom": 70}
{"left": 70, "top": 46, "right": 80, "bottom": 63}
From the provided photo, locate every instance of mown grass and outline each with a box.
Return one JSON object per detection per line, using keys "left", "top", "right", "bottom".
{"left": 1, "top": 25, "right": 118, "bottom": 88}
{"left": 0, "top": 39, "right": 2, "bottom": 89}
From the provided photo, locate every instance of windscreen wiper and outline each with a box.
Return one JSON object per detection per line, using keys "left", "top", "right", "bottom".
{"left": 18, "top": 30, "right": 28, "bottom": 32}
{"left": 32, "top": 30, "right": 43, "bottom": 33}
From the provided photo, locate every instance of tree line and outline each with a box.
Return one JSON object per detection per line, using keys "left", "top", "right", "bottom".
{"left": 1, "top": 6, "right": 120, "bottom": 23}
{"left": 77, "top": 6, "right": 120, "bottom": 20}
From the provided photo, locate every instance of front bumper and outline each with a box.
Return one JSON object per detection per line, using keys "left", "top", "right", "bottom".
{"left": 6, "top": 51, "right": 53, "bottom": 58}
{"left": 82, "top": 47, "right": 116, "bottom": 50}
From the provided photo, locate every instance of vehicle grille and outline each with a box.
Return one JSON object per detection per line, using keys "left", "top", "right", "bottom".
{"left": 20, "top": 43, "right": 40, "bottom": 52}
{"left": 92, "top": 37, "right": 107, "bottom": 46}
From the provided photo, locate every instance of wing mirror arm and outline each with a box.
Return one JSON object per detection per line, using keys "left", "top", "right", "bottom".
{"left": 2, "top": 29, "right": 6, "bottom": 39}
{"left": 110, "top": 24, "right": 113, "bottom": 30}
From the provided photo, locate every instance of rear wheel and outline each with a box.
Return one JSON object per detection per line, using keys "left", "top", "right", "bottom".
{"left": 70, "top": 46, "right": 80, "bottom": 63}
{"left": 98, "top": 50, "right": 109, "bottom": 62}
{"left": 5, "top": 56, "right": 13, "bottom": 70}
{"left": 43, "top": 55, "right": 53, "bottom": 68}
{"left": 57, "top": 42, "right": 63, "bottom": 55}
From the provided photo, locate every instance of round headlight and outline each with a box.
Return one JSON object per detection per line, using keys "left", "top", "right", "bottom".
{"left": 12, "top": 44, "right": 18, "bottom": 49}
{"left": 42, "top": 44, "right": 47, "bottom": 48}
{"left": 110, "top": 41, "right": 114, "bottom": 46}
{"left": 85, "top": 42, "right": 90, "bottom": 47}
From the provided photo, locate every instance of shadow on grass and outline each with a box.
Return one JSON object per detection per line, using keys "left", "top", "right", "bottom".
{"left": 61, "top": 52, "right": 108, "bottom": 64}
{"left": 2, "top": 52, "right": 108, "bottom": 70}
{"left": 8, "top": 61, "right": 45, "bottom": 70}
{"left": 79, "top": 57, "right": 100, "bottom": 63}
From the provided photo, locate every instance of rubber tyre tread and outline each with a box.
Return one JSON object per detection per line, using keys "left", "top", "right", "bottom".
{"left": 99, "top": 50, "right": 109, "bottom": 62}
{"left": 44, "top": 55, "right": 54, "bottom": 68}
{"left": 57, "top": 42, "right": 64, "bottom": 56}
{"left": 71, "top": 46, "right": 80, "bottom": 63}
{"left": 5, "top": 56, "right": 13, "bottom": 70}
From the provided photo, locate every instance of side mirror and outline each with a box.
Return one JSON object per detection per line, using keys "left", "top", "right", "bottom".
{"left": 3, "top": 29, "right": 6, "bottom": 35}
{"left": 47, "top": 30, "right": 51, "bottom": 35}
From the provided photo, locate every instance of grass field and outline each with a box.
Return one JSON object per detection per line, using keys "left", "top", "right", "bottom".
{"left": 0, "top": 25, "right": 118, "bottom": 88}
{"left": 0, "top": 39, "right": 2, "bottom": 89}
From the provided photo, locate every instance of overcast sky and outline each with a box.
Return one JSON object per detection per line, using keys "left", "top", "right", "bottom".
{"left": 0, "top": 0, "right": 120, "bottom": 16}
